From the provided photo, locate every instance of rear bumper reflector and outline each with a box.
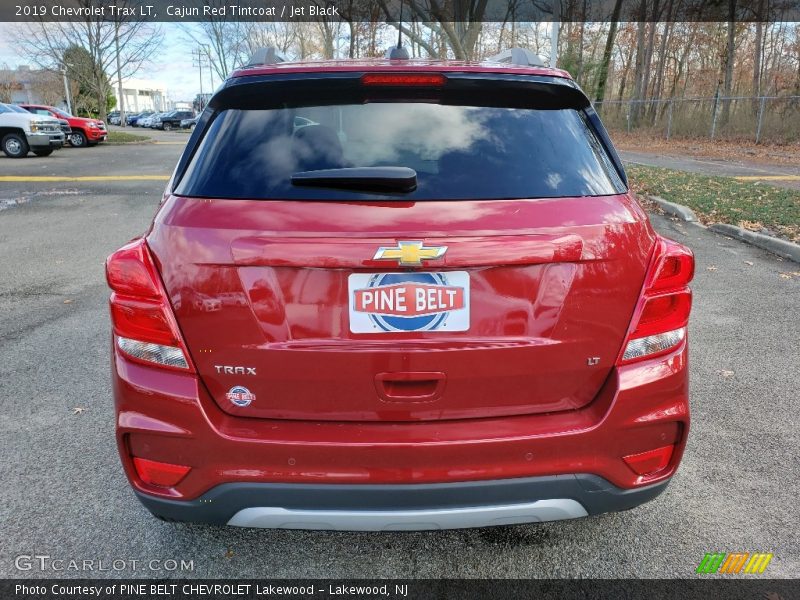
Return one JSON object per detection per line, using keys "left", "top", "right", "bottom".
{"left": 622, "top": 327, "right": 685, "bottom": 362}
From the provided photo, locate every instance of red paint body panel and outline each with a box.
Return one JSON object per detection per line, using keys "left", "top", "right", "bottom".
{"left": 146, "top": 194, "right": 655, "bottom": 422}
{"left": 113, "top": 337, "right": 689, "bottom": 499}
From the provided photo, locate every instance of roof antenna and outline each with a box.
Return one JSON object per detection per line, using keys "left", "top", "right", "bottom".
{"left": 386, "top": 0, "right": 410, "bottom": 59}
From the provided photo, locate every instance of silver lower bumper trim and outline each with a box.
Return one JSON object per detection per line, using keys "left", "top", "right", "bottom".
{"left": 227, "top": 499, "right": 588, "bottom": 531}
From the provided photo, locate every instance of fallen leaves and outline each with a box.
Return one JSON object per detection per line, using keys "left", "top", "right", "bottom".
{"left": 72, "top": 407, "right": 86, "bottom": 415}
{"left": 707, "top": 265, "right": 718, "bottom": 271}
{"left": 717, "top": 370, "right": 735, "bottom": 378}
{"left": 743, "top": 261, "right": 754, "bottom": 266}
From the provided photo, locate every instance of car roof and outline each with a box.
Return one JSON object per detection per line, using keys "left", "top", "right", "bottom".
{"left": 230, "top": 58, "right": 572, "bottom": 81}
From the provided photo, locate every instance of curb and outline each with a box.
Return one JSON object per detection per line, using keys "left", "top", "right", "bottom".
{"left": 647, "top": 195, "right": 799, "bottom": 263}
{"left": 708, "top": 223, "right": 800, "bottom": 263}
{"left": 649, "top": 195, "right": 698, "bottom": 222}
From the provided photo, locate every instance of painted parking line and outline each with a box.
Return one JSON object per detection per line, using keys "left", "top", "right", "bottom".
{"left": 0, "top": 175, "right": 170, "bottom": 182}
{"left": 734, "top": 175, "right": 800, "bottom": 181}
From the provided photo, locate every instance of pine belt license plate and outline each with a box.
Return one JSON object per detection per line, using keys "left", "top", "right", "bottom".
{"left": 348, "top": 271, "right": 470, "bottom": 333}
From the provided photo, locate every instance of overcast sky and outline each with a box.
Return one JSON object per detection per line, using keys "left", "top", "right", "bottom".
{"left": 0, "top": 22, "right": 216, "bottom": 101}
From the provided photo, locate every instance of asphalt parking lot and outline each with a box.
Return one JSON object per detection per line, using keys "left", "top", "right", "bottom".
{"left": 0, "top": 134, "right": 798, "bottom": 579}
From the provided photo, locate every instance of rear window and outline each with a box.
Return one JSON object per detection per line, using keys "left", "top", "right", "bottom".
{"left": 176, "top": 103, "right": 625, "bottom": 200}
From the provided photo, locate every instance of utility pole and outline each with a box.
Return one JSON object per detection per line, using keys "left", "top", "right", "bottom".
{"left": 192, "top": 48, "right": 205, "bottom": 110}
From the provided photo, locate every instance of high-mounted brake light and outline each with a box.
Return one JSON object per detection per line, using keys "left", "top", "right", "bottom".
{"left": 106, "top": 239, "right": 193, "bottom": 371}
{"left": 619, "top": 237, "right": 694, "bottom": 364}
{"left": 361, "top": 73, "right": 446, "bottom": 87}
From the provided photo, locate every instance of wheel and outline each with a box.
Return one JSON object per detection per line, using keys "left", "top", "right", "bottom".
{"left": 68, "top": 131, "right": 87, "bottom": 147}
{"left": 163, "top": 122, "right": 172, "bottom": 131}
{"left": 33, "top": 148, "right": 54, "bottom": 157}
{"left": 2, "top": 132, "right": 29, "bottom": 158}
{"left": 188, "top": 123, "right": 195, "bottom": 131}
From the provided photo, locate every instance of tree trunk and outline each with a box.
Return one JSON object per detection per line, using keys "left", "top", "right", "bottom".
{"left": 752, "top": 8, "right": 764, "bottom": 111}
{"left": 630, "top": 0, "right": 648, "bottom": 126}
{"left": 594, "top": 0, "right": 623, "bottom": 110}
{"left": 720, "top": 0, "right": 737, "bottom": 126}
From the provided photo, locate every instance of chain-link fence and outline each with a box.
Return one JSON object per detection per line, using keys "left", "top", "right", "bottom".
{"left": 597, "top": 96, "right": 800, "bottom": 144}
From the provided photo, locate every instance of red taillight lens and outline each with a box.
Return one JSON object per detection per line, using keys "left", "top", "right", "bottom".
{"left": 650, "top": 242, "right": 694, "bottom": 292}
{"left": 105, "top": 239, "right": 160, "bottom": 298}
{"left": 623, "top": 445, "right": 674, "bottom": 476}
{"left": 619, "top": 237, "right": 694, "bottom": 364}
{"left": 361, "top": 73, "right": 446, "bottom": 87}
{"left": 109, "top": 296, "right": 178, "bottom": 346}
{"left": 133, "top": 457, "right": 191, "bottom": 487}
{"left": 106, "top": 239, "right": 193, "bottom": 371}
{"left": 633, "top": 290, "right": 692, "bottom": 338}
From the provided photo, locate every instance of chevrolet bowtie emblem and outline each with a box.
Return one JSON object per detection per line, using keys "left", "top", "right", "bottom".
{"left": 373, "top": 241, "right": 447, "bottom": 266}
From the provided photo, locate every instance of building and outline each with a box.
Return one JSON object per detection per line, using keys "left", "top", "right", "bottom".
{"left": 114, "top": 78, "right": 168, "bottom": 113}
{"left": 0, "top": 65, "right": 69, "bottom": 110}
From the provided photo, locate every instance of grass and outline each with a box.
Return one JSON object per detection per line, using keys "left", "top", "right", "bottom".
{"left": 627, "top": 164, "right": 800, "bottom": 243}
{"left": 106, "top": 131, "right": 151, "bottom": 144}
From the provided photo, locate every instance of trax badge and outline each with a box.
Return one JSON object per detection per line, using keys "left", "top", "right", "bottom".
{"left": 373, "top": 241, "right": 447, "bottom": 266}
{"left": 226, "top": 386, "right": 255, "bottom": 407}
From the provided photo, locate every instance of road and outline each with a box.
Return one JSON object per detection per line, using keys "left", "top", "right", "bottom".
{"left": 619, "top": 149, "right": 800, "bottom": 191}
{"left": 1, "top": 133, "right": 798, "bottom": 579}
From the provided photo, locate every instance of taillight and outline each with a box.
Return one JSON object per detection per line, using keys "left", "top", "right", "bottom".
{"left": 361, "top": 73, "right": 446, "bottom": 87}
{"left": 618, "top": 237, "right": 694, "bottom": 364}
{"left": 106, "top": 239, "right": 193, "bottom": 371}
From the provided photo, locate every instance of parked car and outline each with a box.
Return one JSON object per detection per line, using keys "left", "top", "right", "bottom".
{"left": 0, "top": 102, "right": 64, "bottom": 157}
{"left": 19, "top": 104, "right": 106, "bottom": 147}
{"left": 5, "top": 103, "right": 70, "bottom": 136}
{"left": 180, "top": 116, "right": 199, "bottom": 130}
{"left": 106, "top": 47, "right": 695, "bottom": 530}
{"left": 155, "top": 110, "right": 194, "bottom": 131}
{"left": 107, "top": 111, "right": 121, "bottom": 125}
{"left": 128, "top": 111, "right": 153, "bottom": 127}
{"left": 145, "top": 112, "right": 167, "bottom": 128}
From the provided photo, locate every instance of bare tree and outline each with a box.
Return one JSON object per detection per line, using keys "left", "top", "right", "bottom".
{"left": 15, "top": 1, "right": 161, "bottom": 121}
{"left": 181, "top": 15, "right": 249, "bottom": 81}
{"left": 0, "top": 64, "right": 19, "bottom": 103}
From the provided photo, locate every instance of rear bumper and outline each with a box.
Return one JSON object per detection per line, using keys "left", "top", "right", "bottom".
{"left": 114, "top": 339, "right": 689, "bottom": 526}
{"left": 136, "top": 475, "right": 669, "bottom": 530}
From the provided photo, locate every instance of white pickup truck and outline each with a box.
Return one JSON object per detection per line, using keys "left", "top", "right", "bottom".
{"left": 0, "top": 102, "right": 65, "bottom": 158}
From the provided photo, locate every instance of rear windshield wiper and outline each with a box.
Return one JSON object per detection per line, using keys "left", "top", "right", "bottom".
{"left": 291, "top": 167, "right": 417, "bottom": 193}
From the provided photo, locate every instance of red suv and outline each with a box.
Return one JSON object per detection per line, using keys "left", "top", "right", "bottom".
{"left": 106, "top": 49, "right": 694, "bottom": 530}
{"left": 21, "top": 104, "right": 107, "bottom": 147}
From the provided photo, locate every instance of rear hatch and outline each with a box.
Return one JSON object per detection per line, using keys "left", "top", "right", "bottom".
{"left": 147, "top": 69, "right": 655, "bottom": 422}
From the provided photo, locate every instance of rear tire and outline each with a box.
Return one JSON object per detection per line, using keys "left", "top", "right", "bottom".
{"left": 69, "top": 131, "right": 87, "bottom": 147}
{"left": 2, "top": 133, "right": 29, "bottom": 158}
{"left": 163, "top": 122, "right": 172, "bottom": 131}
{"left": 33, "top": 148, "right": 54, "bottom": 157}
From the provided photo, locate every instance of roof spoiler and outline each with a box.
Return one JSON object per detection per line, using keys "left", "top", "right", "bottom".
{"left": 486, "top": 48, "right": 547, "bottom": 68}
{"left": 246, "top": 47, "right": 286, "bottom": 67}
